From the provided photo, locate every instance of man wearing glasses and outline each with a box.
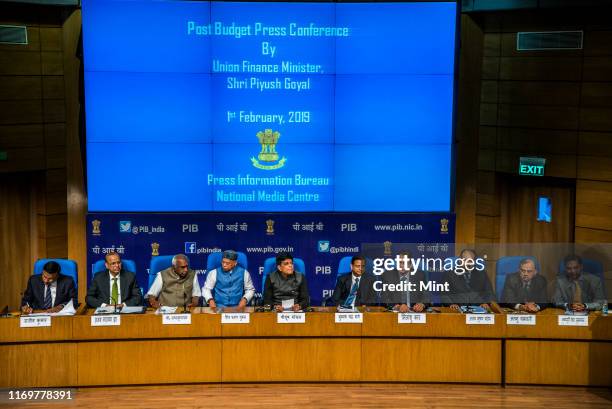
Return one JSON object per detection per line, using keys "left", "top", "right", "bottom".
{"left": 263, "top": 252, "right": 309, "bottom": 312}
{"left": 500, "top": 258, "right": 548, "bottom": 312}
{"left": 203, "top": 250, "right": 256, "bottom": 310}
{"left": 86, "top": 252, "right": 142, "bottom": 308}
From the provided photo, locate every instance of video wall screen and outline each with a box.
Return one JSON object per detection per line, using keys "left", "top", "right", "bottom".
{"left": 82, "top": 1, "right": 457, "bottom": 212}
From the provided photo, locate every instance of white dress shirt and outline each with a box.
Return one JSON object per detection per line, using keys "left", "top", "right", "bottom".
{"left": 101, "top": 272, "right": 122, "bottom": 307}
{"left": 44, "top": 281, "right": 58, "bottom": 306}
{"left": 202, "top": 268, "right": 256, "bottom": 303}
{"left": 348, "top": 273, "right": 361, "bottom": 307}
{"left": 146, "top": 272, "right": 201, "bottom": 297}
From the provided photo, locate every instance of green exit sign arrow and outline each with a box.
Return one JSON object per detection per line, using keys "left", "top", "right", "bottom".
{"left": 519, "top": 157, "right": 546, "bottom": 176}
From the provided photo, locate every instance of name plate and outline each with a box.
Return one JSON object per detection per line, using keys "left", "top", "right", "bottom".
{"left": 398, "top": 313, "right": 426, "bottom": 324}
{"left": 162, "top": 313, "right": 192, "bottom": 325}
{"left": 558, "top": 315, "right": 588, "bottom": 327}
{"left": 507, "top": 314, "right": 536, "bottom": 326}
{"left": 221, "top": 313, "right": 250, "bottom": 324}
{"left": 91, "top": 315, "right": 121, "bottom": 326}
{"left": 335, "top": 312, "right": 363, "bottom": 323}
{"left": 20, "top": 316, "right": 51, "bottom": 328}
{"left": 466, "top": 314, "right": 495, "bottom": 325}
{"left": 277, "top": 312, "right": 306, "bottom": 323}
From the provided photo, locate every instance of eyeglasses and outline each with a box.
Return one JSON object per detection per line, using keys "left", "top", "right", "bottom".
{"left": 281, "top": 261, "right": 293, "bottom": 266}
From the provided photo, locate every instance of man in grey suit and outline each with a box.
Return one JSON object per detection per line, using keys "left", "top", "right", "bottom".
{"left": 86, "top": 252, "right": 142, "bottom": 308}
{"left": 553, "top": 255, "right": 605, "bottom": 312}
{"left": 500, "top": 258, "right": 548, "bottom": 312}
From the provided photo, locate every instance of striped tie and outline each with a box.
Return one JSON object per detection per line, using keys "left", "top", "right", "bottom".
{"left": 43, "top": 284, "right": 52, "bottom": 309}
{"left": 343, "top": 277, "right": 360, "bottom": 307}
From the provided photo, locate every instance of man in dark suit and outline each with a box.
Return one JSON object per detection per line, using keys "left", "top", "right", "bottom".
{"left": 86, "top": 252, "right": 142, "bottom": 308}
{"left": 332, "top": 255, "right": 377, "bottom": 308}
{"left": 21, "top": 260, "right": 76, "bottom": 314}
{"left": 501, "top": 258, "right": 548, "bottom": 312}
{"left": 381, "top": 253, "right": 429, "bottom": 313}
{"left": 441, "top": 249, "right": 495, "bottom": 311}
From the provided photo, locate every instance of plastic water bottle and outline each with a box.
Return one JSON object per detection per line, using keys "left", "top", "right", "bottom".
{"left": 602, "top": 300, "right": 608, "bottom": 316}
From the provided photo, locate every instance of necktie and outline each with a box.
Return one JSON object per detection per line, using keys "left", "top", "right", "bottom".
{"left": 344, "top": 277, "right": 360, "bottom": 307}
{"left": 523, "top": 282, "right": 530, "bottom": 301}
{"left": 43, "top": 284, "right": 52, "bottom": 309}
{"left": 401, "top": 274, "right": 411, "bottom": 306}
{"left": 464, "top": 271, "right": 472, "bottom": 287}
{"left": 111, "top": 277, "right": 119, "bottom": 304}
{"left": 572, "top": 281, "right": 582, "bottom": 304}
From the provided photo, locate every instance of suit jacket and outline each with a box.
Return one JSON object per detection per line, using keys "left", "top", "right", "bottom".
{"left": 381, "top": 269, "right": 430, "bottom": 306}
{"left": 332, "top": 273, "right": 378, "bottom": 306}
{"left": 86, "top": 269, "right": 142, "bottom": 307}
{"left": 552, "top": 272, "right": 606, "bottom": 308}
{"left": 500, "top": 272, "right": 548, "bottom": 307}
{"left": 21, "top": 274, "right": 76, "bottom": 309}
{"left": 440, "top": 269, "right": 495, "bottom": 305}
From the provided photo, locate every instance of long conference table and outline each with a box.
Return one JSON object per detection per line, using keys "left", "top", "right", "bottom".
{"left": 1, "top": 307, "right": 610, "bottom": 388}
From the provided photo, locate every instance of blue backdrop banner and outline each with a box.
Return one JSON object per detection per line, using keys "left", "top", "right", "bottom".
{"left": 87, "top": 213, "right": 454, "bottom": 305}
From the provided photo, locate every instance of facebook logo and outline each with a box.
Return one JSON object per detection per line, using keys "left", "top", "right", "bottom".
{"left": 185, "top": 242, "right": 197, "bottom": 254}
{"left": 317, "top": 240, "right": 330, "bottom": 252}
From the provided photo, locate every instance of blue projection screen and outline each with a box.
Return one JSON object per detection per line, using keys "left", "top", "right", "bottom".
{"left": 82, "top": 0, "right": 457, "bottom": 212}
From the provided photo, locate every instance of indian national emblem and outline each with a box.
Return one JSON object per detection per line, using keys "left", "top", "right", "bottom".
{"left": 92, "top": 219, "right": 101, "bottom": 236}
{"left": 383, "top": 241, "right": 393, "bottom": 256}
{"left": 251, "top": 129, "right": 287, "bottom": 170}
{"left": 151, "top": 242, "right": 160, "bottom": 256}
{"left": 266, "top": 219, "right": 275, "bottom": 236}
{"left": 440, "top": 218, "right": 449, "bottom": 234}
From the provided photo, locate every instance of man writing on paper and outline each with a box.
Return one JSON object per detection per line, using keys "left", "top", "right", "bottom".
{"left": 500, "top": 258, "right": 548, "bottom": 312}
{"left": 263, "top": 252, "right": 309, "bottom": 312}
{"left": 332, "top": 255, "right": 377, "bottom": 309}
{"left": 553, "top": 255, "right": 605, "bottom": 312}
{"left": 147, "top": 254, "right": 200, "bottom": 309}
{"left": 203, "top": 250, "right": 255, "bottom": 310}
{"left": 86, "top": 252, "right": 142, "bottom": 308}
{"left": 21, "top": 261, "right": 77, "bottom": 314}
{"left": 381, "top": 252, "right": 429, "bottom": 313}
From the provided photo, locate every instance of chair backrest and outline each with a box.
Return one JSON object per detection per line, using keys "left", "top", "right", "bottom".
{"left": 206, "top": 251, "right": 248, "bottom": 272}
{"left": 33, "top": 258, "right": 78, "bottom": 288}
{"left": 336, "top": 256, "right": 374, "bottom": 277}
{"left": 261, "top": 256, "right": 306, "bottom": 290}
{"left": 91, "top": 259, "right": 137, "bottom": 281}
{"left": 558, "top": 257, "right": 606, "bottom": 293}
{"left": 495, "top": 256, "right": 540, "bottom": 300}
{"left": 148, "top": 255, "right": 175, "bottom": 290}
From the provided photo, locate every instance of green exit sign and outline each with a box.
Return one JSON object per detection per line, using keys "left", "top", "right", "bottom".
{"left": 519, "top": 157, "right": 546, "bottom": 176}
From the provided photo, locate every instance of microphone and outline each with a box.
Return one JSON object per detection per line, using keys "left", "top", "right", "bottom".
{"left": 111, "top": 295, "right": 117, "bottom": 314}
{"left": 183, "top": 290, "right": 190, "bottom": 314}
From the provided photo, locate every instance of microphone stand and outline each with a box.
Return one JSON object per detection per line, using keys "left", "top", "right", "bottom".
{"left": 111, "top": 296, "right": 117, "bottom": 314}
{"left": 183, "top": 291, "right": 190, "bottom": 314}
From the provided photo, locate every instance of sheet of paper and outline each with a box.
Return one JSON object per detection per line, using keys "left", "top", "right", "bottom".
{"left": 120, "top": 306, "right": 144, "bottom": 314}
{"left": 281, "top": 298, "right": 294, "bottom": 311}
{"left": 156, "top": 306, "right": 178, "bottom": 314}
{"left": 94, "top": 306, "right": 116, "bottom": 315}
{"left": 507, "top": 314, "right": 536, "bottom": 325}
{"left": 277, "top": 312, "right": 306, "bottom": 323}
{"left": 337, "top": 306, "right": 358, "bottom": 313}
{"left": 27, "top": 303, "right": 76, "bottom": 317}
{"left": 398, "top": 313, "right": 426, "bottom": 324}
{"left": 20, "top": 316, "right": 51, "bottom": 327}
{"left": 466, "top": 314, "right": 495, "bottom": 325}
{"left": 221, "top": 313, "right": 250, "bottom": 324}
